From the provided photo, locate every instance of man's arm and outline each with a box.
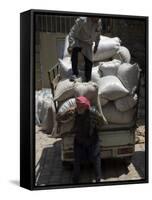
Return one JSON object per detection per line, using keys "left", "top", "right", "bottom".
{"left": 94, "top": 19, "right": 102, "bottom": 54}
{"left": 56, "top": 107, "right": 75, "bottom": 123}
{"left": 90, "top": 107, "right": 108, "bottom": 131}
{"left": 68, "top": 17, "right": 84, "bottom": 52}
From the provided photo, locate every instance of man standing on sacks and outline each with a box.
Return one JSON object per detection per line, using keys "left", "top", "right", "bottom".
{"left": 68, "top": 17, "right": 102, "bottom": 82}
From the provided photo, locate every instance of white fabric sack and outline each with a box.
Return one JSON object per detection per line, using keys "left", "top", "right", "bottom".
{"left": 102, "top": 102, "right": 136, "bottom": 124}
{"left": 63, "top": 35, "right": 111, "bottom": 58}
{"left": 91, "top": 66, "right": 101, "bottom": 83}
{"left": 117, "top": 63, "right": 141, "bottom": 93}
{"left": 35, "top": 89, "right": 56, "bottom": 134}
{"left": 54, "top": 79, "right": 75, "bottom": 101}
{"left": 113, "top": 46, "right": 131, "bottom": 63}
{"left": 93, "top": 37, "right": 121, "bottom": 62}
{"left": 58, "top": 98, "right": 76, "bottom": 123}
{"left": 98, "top": 76, "right": 129, "bottom": 101}
{"left": 74, "top": 81, "right": 98, "bottom": 105}
{"left": 59, "top": 58, "right": 72, "bottom": 79}
{"left": 99, "top": 96, "right": 109, "bottom": 106}
{"left": 74, "top": 81, "right": 107, "bottom": 123}
{"left": 59, "top": 57, "right": 86, "bottom": 80}
{"left": 63, "top": 35, "right": 121, "bottom": 62}
{"left": 99, "top": 59, "right": 121, "bottom": 76}
{"left": 63, "top": 35, "right": 70, "bottom": 58}
{"left": 114, "top": 93, "right": 138, "bottom": 112}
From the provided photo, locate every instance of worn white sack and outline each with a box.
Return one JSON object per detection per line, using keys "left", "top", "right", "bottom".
{"left": 93, "top": 36, "right": 121, "bottom": 62}
{"left": 35, "top": 89, "right": 56, "bottom": 134}
{"left": 113, "top": 46, "right": 131, "bottom": 63}
{"left": 59, "top": 57, "right": 86, "bottom": 80}
{"left": 98, "top": 76, "right": 129, "bottom": 100}
{"left": 63, "top": 35, "right": 121, "bottom": 62}
{"left": 99, "top": 96, "right": 109, "bottom": 106}
{"left": 54, "top": 79, "right": 75, "bottom": 101}
{"left": 114, "top": 93, "right": 138, "bottom": 112}
{"left": 91, "top": 66, "right": 101, "bottom": 83}
{"left": 99, "top": 59, "right": 121, "bottom": 76}
{"left": 58, "top": 58, "right": 72, "bottom": 79}
{"left": 74, "top": 81, "right": 98, "bottom": 105}
{"left": 102, "top": 102, "right": 136, "bottom": 124}
{"left": 58, "top": 98, "right": 76, "bottom": 123}
{"left": 117, "top": 63, "right": 141, "bottom": 93}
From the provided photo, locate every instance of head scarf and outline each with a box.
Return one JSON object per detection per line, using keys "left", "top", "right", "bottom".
{"left": 76, "top": 96, "right": 91, "bottom": 109}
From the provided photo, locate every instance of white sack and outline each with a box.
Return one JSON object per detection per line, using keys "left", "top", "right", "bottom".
{"left": 59, "top": 58, "right": 72, "bottom": 79}
{"left": 58, "top": 98, "right": 76, "bottom": 123}
{"left": 91, "top": 66, "right": 101, "bottom": 83}
{"left": 102, "top": 102, "right": 136, "bottom": 124}
{"left": 74, "top": 81, "right": 107, "bottom": 123}
{"left": 113, "top": 46, "right": 131, "bottom": 63}
{"left": 117, "top": 63, "right": 141, "bottom": 93}
{"left": 99, "top": 96, "right": 109, "bottom": 106}
{"left": 63, "top": 35, "right": 70, "bottom": 58}
{"left": 74, "top": 81, "right": 98, "bottom": 105}
{"left": 59, "top": 57, "right": 86, "bottom": 80}
{"left": 54, "top": 79, "right": 76, "bottom": 101}
{"left": 35, "top": 89, "right": 56, "bottom": 134}
{"left": 114, "top": 93, "right": 138, "bottom": 112}
{"left": 93, "top": 36, "right": 121, "bottom": 62}
{"left": 63, "top": 35, "right": 121, "bottom": 63}
{"left": 98, "top": 76, "right": 129, "bottom": 101}
{"left": 98, "top": 59, "right": 121, "bottom": 76}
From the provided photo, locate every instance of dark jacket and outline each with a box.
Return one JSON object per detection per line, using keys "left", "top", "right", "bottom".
{"left": 72, "top": 107, "right": 103, "bottom": 145}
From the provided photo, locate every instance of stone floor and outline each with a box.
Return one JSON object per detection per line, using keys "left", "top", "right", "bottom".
{"left": 35, "top": 125, "right": 146, "bottom": 187}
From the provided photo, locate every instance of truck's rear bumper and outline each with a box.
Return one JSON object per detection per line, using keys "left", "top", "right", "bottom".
{"left": 61, "top": 144, "right": 135, "bottom": 162}
{"left": 61, "top": 128, "right": 135, "bottom": 162}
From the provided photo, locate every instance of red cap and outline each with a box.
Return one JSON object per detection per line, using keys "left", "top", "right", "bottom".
{"left": 76, "top": 96, "right": 91, "bottom": 109}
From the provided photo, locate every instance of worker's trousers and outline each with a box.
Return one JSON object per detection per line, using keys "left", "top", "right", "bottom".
{"left": 71, "top": 47, "right": 93, "bottom": 82}
{"left": 73, "top": 139, "right": 101, "bottom": 183}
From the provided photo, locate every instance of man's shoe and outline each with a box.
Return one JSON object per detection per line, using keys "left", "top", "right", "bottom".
{"left": 70, "top": 75, "right": 82, "bottom": 82}
{"left": 70, "top": 75, "right": 78, "bottom": 82}
{"left": 92, "top": 178, "right": 104, "bottom": 183}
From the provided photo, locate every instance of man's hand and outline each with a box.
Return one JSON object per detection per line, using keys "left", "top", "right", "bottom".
{"left": 93, "top": 45, "right": 98, "bottom": 54}
{"left": 56, "top": 107, "right": 75, "bottom": 122}
{"left": 68, "top": 46, "right": 73, "bottom": 54}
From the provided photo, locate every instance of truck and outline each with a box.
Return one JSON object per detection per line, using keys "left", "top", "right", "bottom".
{"left": 48, "top": 62, "right": 140, "bottom": 164}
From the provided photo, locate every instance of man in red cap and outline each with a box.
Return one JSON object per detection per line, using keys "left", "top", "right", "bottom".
{"left": 57, "top": 96, "right": 107, "bottom": 183}
{"left": 71, "top": 96, "right": 105, "bottom": 183}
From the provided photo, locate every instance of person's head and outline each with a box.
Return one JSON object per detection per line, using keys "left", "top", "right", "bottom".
{"left": 90, "top": 17, "right": 100, "bottom": 23}
{"left": 76, "top": 96, "right": 91, "bottom": 114}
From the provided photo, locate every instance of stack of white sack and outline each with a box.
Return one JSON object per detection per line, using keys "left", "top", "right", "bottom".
{"left": 54, "top": 80, "right": 105, "bottom": 118}
{"left": 55, "top": 34, "right": 141, "bottom": 126}
{"left": 35, "top": 89, "right": 57, "bottom": 135}
{"left": 97, "top": 62, "right": 140, "bottom": 124}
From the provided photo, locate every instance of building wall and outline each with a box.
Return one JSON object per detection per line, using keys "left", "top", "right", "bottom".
{"left": 35, "top": 15, "right": 77, "bottom": 90}
{"left": 111, "top": 18, "right": 146, "bottom": 119}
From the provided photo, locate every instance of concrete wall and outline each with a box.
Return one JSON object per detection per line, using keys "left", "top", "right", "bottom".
{"left": 39, "top": 32, "right": 66, "bottom": 88}
{"left": 112, "top": 18, "right": 147, "bottom": 119}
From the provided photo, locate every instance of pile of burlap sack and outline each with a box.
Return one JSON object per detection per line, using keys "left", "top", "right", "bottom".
{"left": 35, "top": 35, "right": 141, "bottom": 135}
